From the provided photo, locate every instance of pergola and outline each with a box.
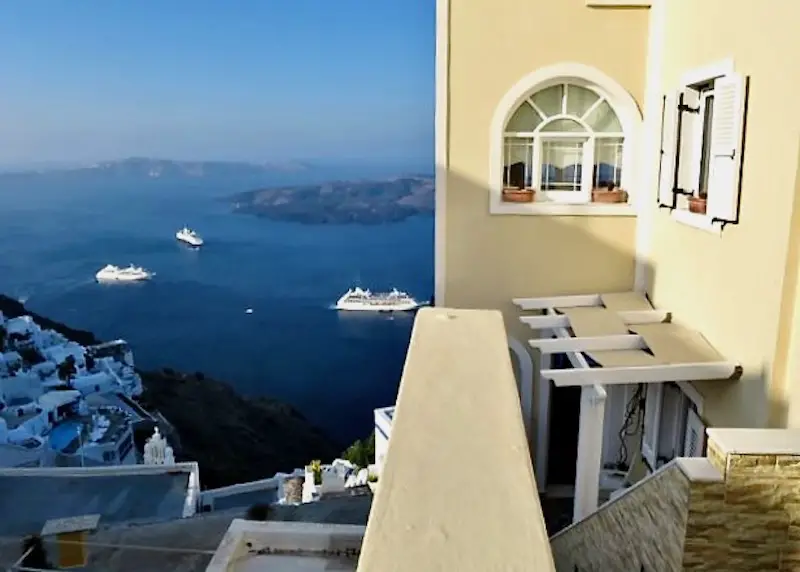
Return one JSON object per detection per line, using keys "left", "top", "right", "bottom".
{"left": 512, "top": 291, "right": 741, "bottom": 522}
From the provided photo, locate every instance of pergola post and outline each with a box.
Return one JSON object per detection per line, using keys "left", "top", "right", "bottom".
{"left": 573, "top": 385, "right": 606, "bottom": 522}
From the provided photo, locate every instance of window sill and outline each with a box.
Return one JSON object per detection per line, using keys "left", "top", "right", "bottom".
{"left": 585, "top": 0, "right": 651, "bottom": 6}
{"left": 490, "top": 201, "right": 636, "bottom": 217}
{"left": 670, "top": 208, "right": 721, "bottom": 235}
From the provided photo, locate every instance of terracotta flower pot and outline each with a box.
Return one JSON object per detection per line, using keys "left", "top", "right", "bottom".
{"left": 591, "top": 188, "right": 628, "bottom": 204}
{"left": 688, "top": 196, "right": 707, "bottom": 214}
{"left": 502, "top": 188, "right": 535, "bottom": 203}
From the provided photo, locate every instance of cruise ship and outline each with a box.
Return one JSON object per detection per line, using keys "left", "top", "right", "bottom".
{"left": 96, "top": 264, "right": 153, "bottom": 282}
{"left": 335, "top": 287, "right": 420, "bottom": 312}
{"left": 176, "top": 227, "right": 204, "bottom": 247}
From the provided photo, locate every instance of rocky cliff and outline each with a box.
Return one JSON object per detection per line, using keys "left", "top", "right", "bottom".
{"left": 0, "top": 294, "right": 340, "bottom": 489}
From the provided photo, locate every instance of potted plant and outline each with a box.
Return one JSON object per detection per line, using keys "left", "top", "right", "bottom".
{"left": 502, "top": 184, "right": 536, "bottom": 203}
{"left": 591, "top": 182, "right": 627, "bottom": 204}
{"left": 688, "top": 192, "right": 707, "bottom": 214}
{"left": 367, "top": 472, "right": 378, "bottom": 493}
{"left": 309, "top": 459, "right": 322, "bottom": 485}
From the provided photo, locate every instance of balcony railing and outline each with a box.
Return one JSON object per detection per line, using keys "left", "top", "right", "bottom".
{"left": 358, "top": 307, "right": 555, "bottom": 571}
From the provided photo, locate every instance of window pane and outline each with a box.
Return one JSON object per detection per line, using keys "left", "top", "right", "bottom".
{"left": 506, "top": 102, "right": 542, "bottom": 132}
{"left": 503, "top": 137, "right": 533, "bottom": 188}
{"left": 594, "top": 137, "right": 624, "bottom": 188}
{"left": 540, "top": 118, "right": 585, "bottom": 133}
{"left": 584, "top": 100, "right": 622, "bottom": 132}
{"left": 541, "top": 138, "right": 585, "bottom": 191}
{"left": 698, "top": 94, "right": 715, "bottom": 195}
{"left": 531, "top": 85, "right": 564, "bottom": 117}
{"left": 566, "top": 85, "right": 600, "bottom": 118}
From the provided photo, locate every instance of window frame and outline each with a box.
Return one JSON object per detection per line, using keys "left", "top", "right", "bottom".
{"left": 501, "top": 83, "right": 628, "bottom": 208}
{"left": 641, "top": 382, "right": 705, "bottom": 471}
{"left": 660, "top": 59, "right": 746, "bottom": 234}
{"left": 695, "top": 86, "right": 715, "bottom": 197}
{"left": 489, "top": 64, "right": 642, "bottom": 217}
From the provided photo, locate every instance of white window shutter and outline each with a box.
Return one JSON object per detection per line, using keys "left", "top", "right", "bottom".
{"left": 683, "top": 408, "right": 707, "bottom": 457}
{"left": 658, "top": 93, "right": 680, "bottom": 207}
{"left": 676, "top": 88, "right": 700, "bottom": 195}
{"left": 641, "top": 383, "right": 663, "bottom": 470}
{"left": 707, "top": 72, "right": 746, "bottom": 223}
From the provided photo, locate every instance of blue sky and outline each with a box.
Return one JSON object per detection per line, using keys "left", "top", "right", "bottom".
{"left": 0, "top": 1, "right": 434, "bottom": 167}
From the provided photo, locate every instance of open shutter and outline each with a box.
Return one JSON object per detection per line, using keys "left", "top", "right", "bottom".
{"left": 706, "top": 73, "right": 746, "bottom": 223}
{"left": 657, "top": 93, "right": 680, "bottom": 207}
{"left": 676, "top": 88, "right": 700, "bottom": 195}
{"left": 641, "top": 383, "right": 663, "bottom": 470}
{"left": 683, "top": 408, "right": 707, "bottom": 457}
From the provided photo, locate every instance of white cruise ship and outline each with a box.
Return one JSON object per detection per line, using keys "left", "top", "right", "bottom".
{"left": 335, "top": 287, "right": 419, "bottom": 312}
{"left": 176, "top": 227, "right": 203, "bottom": 247}
{"left": 95, "top": 264, "right": 153, "bottom": 282}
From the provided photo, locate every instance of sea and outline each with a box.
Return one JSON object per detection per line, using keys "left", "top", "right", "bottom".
{"left": 0, "top": 169, "right": 434, "bottom": 446}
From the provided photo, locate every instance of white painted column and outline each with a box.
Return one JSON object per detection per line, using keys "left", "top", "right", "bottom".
{"left": 535, "top": 349, "right": 552, "bottom": 494}
{"left": 573, "top": 384, "right": 607, "bottom": 523}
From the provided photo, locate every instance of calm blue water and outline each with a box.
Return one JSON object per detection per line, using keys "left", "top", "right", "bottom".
{"left": 50, "top": 420, "right": 82, "bottom": 451}
{"left": 0, "top": 177, "right": 433, "bottom": 445}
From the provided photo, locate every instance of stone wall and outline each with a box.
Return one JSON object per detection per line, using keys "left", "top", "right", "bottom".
{"left": 550, "top": 430, "right": 800, "bottom": 572}
{"left": 549, "top": 462, "right": 690, "bottom": 572}
{"left": 683, "top": 437, "right": 800, "bottom": 572}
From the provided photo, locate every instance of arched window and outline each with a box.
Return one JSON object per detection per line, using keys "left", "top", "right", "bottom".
{"left": 503, "top": 82, "right": 626, "bottom": 204}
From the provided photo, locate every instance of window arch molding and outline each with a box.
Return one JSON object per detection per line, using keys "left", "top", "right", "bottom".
{"left": 489, "top": 62, "right": 642, "bottom": 214}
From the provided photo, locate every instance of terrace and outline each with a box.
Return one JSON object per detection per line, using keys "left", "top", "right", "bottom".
{"left": 50, "top": 407, "right": 131, "bottom": 455}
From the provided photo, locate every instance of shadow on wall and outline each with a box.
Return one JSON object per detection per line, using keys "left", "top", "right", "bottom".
{"left": 440, "top": 168, "right": 644, "bottom": 310}
{"left": 439, "top": 166, "right": 658, "bottom": 490}
{"left": 437, "top": 165, "right": 780, "bottom": 465}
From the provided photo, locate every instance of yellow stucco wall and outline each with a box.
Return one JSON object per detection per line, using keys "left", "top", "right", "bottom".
{"left": 443, "top": 0, "right": 649, "bottom": 349}
{"left": 642, "top": 0, "right": 800, "bottom": 429}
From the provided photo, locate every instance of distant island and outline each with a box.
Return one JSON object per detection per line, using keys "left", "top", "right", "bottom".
{"left": 229, "top": 176, "right": 434, "bottom": 225}
{"left": 0, "top": 157, "right": 435, "bottom": 225}
{"left": 0, "top": 156, "right": 311, "bottom": 179}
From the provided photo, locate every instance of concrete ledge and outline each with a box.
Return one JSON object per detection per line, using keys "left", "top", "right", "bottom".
{"left": 676, "top": 457, "right": 723, "bottom": 483}
{"left": 707, "top": 428, "right": 800, "bottom": 456}
{"left": 358, "top": 308, "right": 554, "bottom": 571}
{"left": 0, "top": 462, "right": 199, "bottom": 478}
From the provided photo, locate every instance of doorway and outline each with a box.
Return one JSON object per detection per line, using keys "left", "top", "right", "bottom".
{"left": 545, "top": 353, "right": 581, "bottom": 486}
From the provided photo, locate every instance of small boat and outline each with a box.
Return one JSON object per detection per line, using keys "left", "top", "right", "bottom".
{"left": 176, "top": 227, "right": 204, "bottom": 247}
{"left": 95, "top": 264, "right": 153, "bottom": 283}
{"left": 335, "top": 287, "right": 419, "bottom": 312}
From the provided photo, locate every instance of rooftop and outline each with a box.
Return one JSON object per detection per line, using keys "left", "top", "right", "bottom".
{"left": 0, "top": 463, "right": 198, "bottom": 537}
{"left": 0, "top": 494, "right": 373, "bottom": 571}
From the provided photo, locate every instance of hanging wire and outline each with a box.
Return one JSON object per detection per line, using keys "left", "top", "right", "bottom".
{"left": 614, "top": 383, "right": 646, "bottom": 470}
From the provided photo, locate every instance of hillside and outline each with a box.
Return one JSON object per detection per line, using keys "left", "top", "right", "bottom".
{"left": 229, "top": 175, "right": 435, "bottom": 224}
{"left": 0, "top": 295, "right": 340, "bottom": 488}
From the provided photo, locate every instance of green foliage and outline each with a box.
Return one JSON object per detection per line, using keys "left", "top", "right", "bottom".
{"left": 367, "top": 473, "right": 378, "bottom": 483}
{"left": 309, "top": 459, "right": 322, "bottom": 485}
{"left": 341, "top": 431, "right": 375, "bottom": 469}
